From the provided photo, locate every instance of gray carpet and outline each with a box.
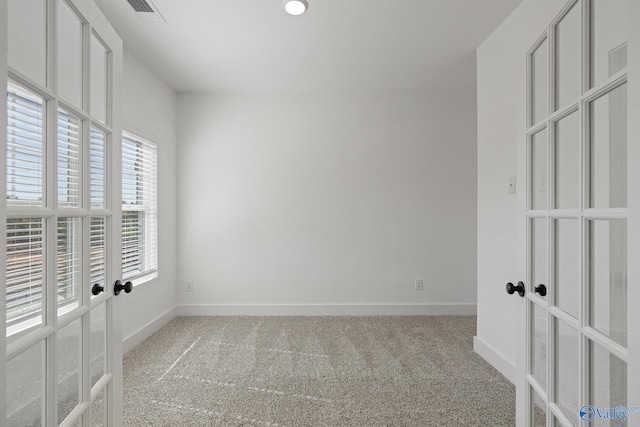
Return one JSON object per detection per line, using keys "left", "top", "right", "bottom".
{"left": 124, "top": 316, "right": 515, "bottom": 426}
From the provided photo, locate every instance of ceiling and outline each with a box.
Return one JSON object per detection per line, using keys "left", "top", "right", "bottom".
{"left": 94, "top": 0, "right": 523, "bottom": 94}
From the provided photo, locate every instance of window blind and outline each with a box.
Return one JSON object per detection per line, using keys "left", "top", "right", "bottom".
{"left": 6, "top": 81, "right": 44, "bottom": 206}
{"left": 6, "top": 218, "right": 44, "bottom": 324}
{"left": 5, "top": 82, "right": 46, "bottom": 325}
{"left": 90, "top": 217, "right": 106, "bottom": 287}
{"left": 57, "top": 218, "right": 81, "bottom": 306}
{"left": 122, "top": 132, "right": 158, "bottom": 280}
{"left": 90, "top": 127, "right": 106, "bottom": 208}
{"left": 57, "top": 109, "right": 81, "bottom": 207}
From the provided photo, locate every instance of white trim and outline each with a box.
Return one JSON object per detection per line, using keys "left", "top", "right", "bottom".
{"left": 473, "top": 336, "right": 516, "bottom": 384}
{"left": 177, "top": 303, "right": 477, "bottom": 317}
{"left": 626, "top": 0, "right": 640, "bottom": 407}
{"left": 126, "top": 270, "right": 158, "bottom": 288}
{"left": 0, "top": 0, "right": 8, "bottom": 420}
{"left": 122, "top": 305, "right": 177, "bottom": 354}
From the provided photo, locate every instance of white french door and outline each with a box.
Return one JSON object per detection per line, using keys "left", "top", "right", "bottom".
{"left": 516, "top": 0, "right": 637, "bottom": 426}
{"left": 1, "top": 0, "right": 124, "bottom": 425}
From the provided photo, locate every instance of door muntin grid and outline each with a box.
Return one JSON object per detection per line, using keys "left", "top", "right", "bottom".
{"left": 525, "top": 0, "right": 628, "bottom": 425}
{"left": 5, "top": 0, "right": 118, "bottom": 425}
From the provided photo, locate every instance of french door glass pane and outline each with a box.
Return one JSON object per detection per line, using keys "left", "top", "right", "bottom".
{"left": 58, "top": 318, "right": 82, "bottom": 424}
{"left": 57, "top": 0, "right": 84, "bottom": 107}
{"left": 555, "top": 219, "right": 580, "bottom": 319}
{"left": 531, "top": 129, "right": 548, "bottom": 210}
{"left": 589, "top": 340, "right": 627, "bottom": 424}
{"left": 90, "top": 303, "right": 106, "bottom": 387}
{"left": 6, "top": 218, "right": 45, "bottom": 333}
{"left": 91, "top": 388, "right": 106, "bottom": 426}
{"left": 589, "top": 84, "right": 627, "bottom": 209}
{"left": 90, "top": 217, "right": 107, "bottom": 295}
{"left": 531, "top": 38, "right": 548, "bottom": 126}
{"left": 90, "top": 35, "right": 108, "bottom": 124}
{"left": 6, "top": 81, "right": 44, "bottom": 206}
{"left": 90, "top": 127, "right": 106, "bottom": 208}
{"left": 57, "top": 218, "right": 82, "bottom": 313}
{"left": 589, "top": 220, "right": 627, "bottom": 347}
{"left": 7, "top": 0, "right": 47, "bottom": 85}
{"left": 532, "top": 218, "right": 548, "bottom": 297}
{"left": 6, "top": 342, "right": 45, "bottom": 427}
{"left": 532, "top": 387, "right": 547, "bottom": 427}
{"left": 531, "top": 302, "right": 547, "bottom": 390}
{"left": 554, "top": 111, "right": 580, "bottom": 209}
{"left": 555, "top": 2, "right": 581, "bottom": 110}
{"left": 591, "top": 0, "right": 627, "bottom": 88}
{"left": 57, "top": 109, "right": 82, "bottom": 208}
{"left": 555, "top": 318, "right": 579, "bottom": 425}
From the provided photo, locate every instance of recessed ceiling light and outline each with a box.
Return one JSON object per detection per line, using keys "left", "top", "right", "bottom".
{"left": 284, "top": 0, "right": 308, "bottom": 16}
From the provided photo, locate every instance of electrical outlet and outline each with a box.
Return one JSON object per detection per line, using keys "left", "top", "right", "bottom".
{"left": 415, "top": 279, "right": 424, "bottom": 291}
{"left": 186, "top": 281, "right": 193, "bottom": 292}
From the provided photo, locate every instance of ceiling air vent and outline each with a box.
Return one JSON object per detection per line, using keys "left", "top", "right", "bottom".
{"left": 126, "top": 0, "right": 166, "bottom": 23}
{"left": 127, "top": 0, "right": 154, "bottom": 13}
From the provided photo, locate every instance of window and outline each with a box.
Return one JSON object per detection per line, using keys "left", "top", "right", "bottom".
{"left": 6, "top": 82, "right": 46, "bottom": 331}
{"left": 122, "top": 131, "right": 158, "bottom": 281}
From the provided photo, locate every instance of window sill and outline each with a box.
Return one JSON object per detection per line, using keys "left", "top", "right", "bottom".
{"left": 125, "top": 270, "right": 158, "bottom": 288}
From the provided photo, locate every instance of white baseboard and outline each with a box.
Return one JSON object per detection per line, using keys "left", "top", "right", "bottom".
{"left": 473, "top": 335, "right": 516, "bottom": 384}
{"left": 123, "top": 306, "right": 178, "bottom": 354}
{"left": 177, "top": 303, "right": 477, "bottom": 316}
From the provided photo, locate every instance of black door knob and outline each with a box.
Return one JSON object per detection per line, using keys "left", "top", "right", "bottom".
{"left": 91, "top": 283, "right": 104, "bottom": 296}
{"left": 114, "top": 280, "right": 133, "bottom": 295}
{"left": 506, "top": 281, "right": 525, "bottom": 297}
{"left": 534, "top": 284, "right": 547, "bottom": 297}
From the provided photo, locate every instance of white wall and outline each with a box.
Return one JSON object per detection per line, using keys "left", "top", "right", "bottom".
{"left": 121, "top": 50, "right": 178, "bottom": 351}
{"left": 176, "top": 93, "right": 477, "bottom": 315}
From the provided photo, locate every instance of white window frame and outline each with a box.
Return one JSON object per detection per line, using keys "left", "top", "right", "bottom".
{"left": 121, "top": 130, "right": 157, "bottom": 284}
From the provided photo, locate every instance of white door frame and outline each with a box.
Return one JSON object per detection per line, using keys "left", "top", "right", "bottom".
{"left": 626, "top": 0, "right": 640, "bottom": 414}
{"left": 1, "top": 0, "right": 9, "bottom": 422}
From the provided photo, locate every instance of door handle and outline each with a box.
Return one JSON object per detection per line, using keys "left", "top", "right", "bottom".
{"left": 91, "top": 283, "right": 104, "bottom": 296}
{"left": 506, "top": 281, "right": 525, "bottom": 297}
{"left": 114, "top": 280, "right": 133, "bottom": 295}
{"left": 534, "top": 284, "right": 547, "bottom": 297}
